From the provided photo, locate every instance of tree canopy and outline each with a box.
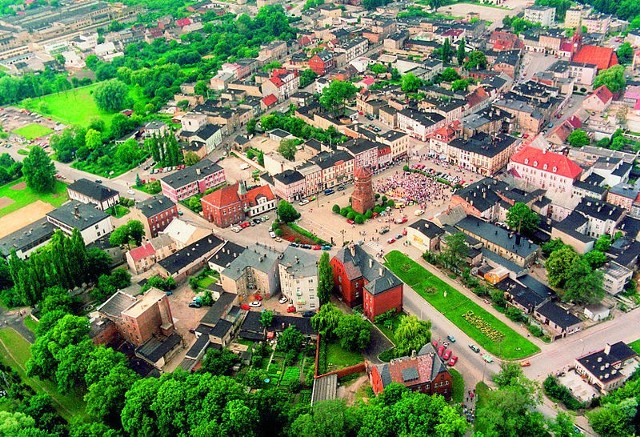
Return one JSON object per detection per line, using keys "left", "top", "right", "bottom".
{"left": 316, "top": 252, "right": 333, "bottom": 305}
{"left": 277, "top": 200, "right": 300, "bottom": 223}
{"left": 567, "top": 128, "right": 590, "bottom": 147}
{"left": 319, "top": 80, "right": 358, "bottom": 116}
{"left": 394, "top": 315, "right": 432, "bottom": 356}
{"left": 22, "top": 146, "right": 56, "bottom": 193}
{"left": 506, "top": 202, "right": 540, "bottom": 234}
{"left": 93, "top": 79, "right": 130, "bottom": 113}
{"left": 593, "top": 65, "right": 626, "bottom": 94}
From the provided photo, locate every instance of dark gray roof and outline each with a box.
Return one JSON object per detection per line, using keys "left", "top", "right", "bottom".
{"left": 158, "top": 235, "right": 224, "bottom": 275}
{"left": 575, "top": 199, "right": 624, "bottom": 223}
{"left": 200, "top": 292, "right": 236, "bottom": 327}
{"left": 536, "top": 302, "right": 581, "bottom": 329}
{"left": 185, "top": 335, "right": 210, "bottom": 359}
{"left": 207, "top": 241, "right": 246, "bottom": 268}
{"left": 311, "top": 374, "right": 338, "bottom": 405}
{"left": 555, "top": 212, "right": 594, "bottom": 244}
{"left": 239, "top": 311, "right": 264, "bottom": 340}
{"left": 344, "top": 138, "right": 379, "bottom": 155}
{"left": 161, "top": 159, "right": 224, "bottom": 190}
{"left": 46, "top": 202, "right": 110, "bottom": 231}
{"left": 209, "top": 319, "right": 233, "bottom": 338}
{"left": 517, "top": 274, "right": 555, "bottom": 300}
{"left": 68, "top": 178, "right": 119, "bottom": 202}
{"left": 194, "top": 124, "right": 221, "bottom": 141}
{"left": 333, "top": 244, "right": 402, "bottom": 295}
{"left": 97, "top": 290, "right": 138, "bottom": 318}
{"left": 136, "top": 332, "right": 182, "bottom": 363}
{"left": 270, "top": 314, "right": 315, "bottom": 336}
{"left": 273, "top": 169, "right": 304, "bottom": 184}
{"left": 577, "top": 341, "right": 637, "bottom": 383}
{"left": 136, "top": 195, "right": 176, "bottom": 218}
{"left": 449, "top": 133, "right": 517, "bottom": 158}
{"left": 408, "top": 220, "right": 444, "bottom": 239}
{"left": 310, "top": 151, "right": 353, "bottom": 170}
{"left": 456, "top": 216, "right": 539, "bottom": 258}
{"left": 494, "top": 277, "right": 547, "bottom": 311}
{"left": 0, "top": 217, "right": 55, "bottom": 257}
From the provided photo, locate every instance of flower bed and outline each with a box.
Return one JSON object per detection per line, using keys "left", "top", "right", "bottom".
{"left": 462, "top": 310, "right": 505, "bottom": 342}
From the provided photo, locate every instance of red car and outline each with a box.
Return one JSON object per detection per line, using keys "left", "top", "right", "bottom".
{"left": 239, "top": 221, "right": 251, "bottom": 229}
{"left": 287, "top": 305, "right": 296, "bottom": 313}
{"left": 443, "top": 349, "right": 452, "bottom": 361}
{"left": 347, "top": 219, "right": 355, "bottom": 224}
{"left": 254, "top": 294, "right": 263, "bottom": 301}
{"left": 448, "top": 355, "right": 458, "bottom": 366}
{"left": 432, "top": 340, "right": 438, "bottom": 348}
{"left": 240, "top": 303, "right": 250, "bottom": 310}
{"left": 387, "top": 237, "right": 396, "bottom": 244}
{"left": 312, "top": 245, "right": 321, "bottom": 250}
{"left": 437, "top": 345, "right": 445, "bottom": 357}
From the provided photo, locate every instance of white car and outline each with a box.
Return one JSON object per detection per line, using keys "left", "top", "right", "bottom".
{"left": 269, "top": 231, "right": 276, "bottom": 238}
{"left": 279, "top": 296, "right": 288, "bottom": 304}
{"left": 249, "top": 300, "right": 262, "bottom": 307}
{"left": 127, "top": 189, "right": 135, "bottom": 195}
{"left": 299, "top": 199, "right": 309, "bottom": 206}
{"left": 240, "top": 163, "right": 250, "bottom": 170}
{"left": 231, "top": 226, "right": 241, "bottom": 233}
{"left": 414, "top": 209, "right": 424, "bottom": 216}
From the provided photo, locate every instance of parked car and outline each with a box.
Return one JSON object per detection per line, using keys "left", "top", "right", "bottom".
{"left": 443, "top": 349, "right": 452, "bottom": 360}
{"left": 253, "top": 294, "right": 263, "bottom": 301}
{"left": 240, "top": 303, "right": 250, "bottom": 310}
{"left": 249, "top": 301, "right": 262, "bottom": 307}
{"left": 414, "top": 209, "right": 425, "bottom": 216}
{"left": 239, "top": 221, "right": 251, "bottom": 229}
{"left": 324, "top": 188, "right": 335, "bottom": 195}
{"left": 287, "top": 305, "right": 296, "bottom": 313}
{"left": 482, "top": 354, "right": 493, "bottom": 363}
{"left": 302, "top": 310, "right": 315, "bottom": 317}
{"left": 269, "top": 231, "right": 276, "bottom": 238}
{"left": 299, "top": 199, "right": 309, "bottom": 206}
{"left": 469, "top": 344, "right": 480, "bottom": 353}
{"left": 312, "top": 245, "right": 321, "bottom": 250}
{"left": 231, "top": 226, "right": 241, "bottom": 233}
{"left": 279, "top": 296, "right": 288, "bottom": 304}
{"left": 520, "top": 360, "right": 531, "bottom": 367}
{"left": 275, "top": 237, "right": 283, "bottom": 242}
{"left": 322, "top": 245, "right": 332, "bottom": 250}
{"left": 437, "top": 345, "right": 445, "bottom": 357}
{"left": 448, "top": 355, "right": 458, "bottom": 366}
{"left": 447, "top": 335, "right": 456, "bottom": 343}
{"left": 188, "top": 302, "right": 202, "bottom": 308}
{"left": 337, "top": 185, "right": 345, "bottom": 191}
{"left": 347, "top": 219, "right": 355, "bottom": 224}
{"left": 387, "top": 237, "right": 396, "bottom": 244}
{"left": 95, "top": 179, "right": 102, "bottom": 184}
{"left": 396, "top": 234, "right": 403, "bottom": 240}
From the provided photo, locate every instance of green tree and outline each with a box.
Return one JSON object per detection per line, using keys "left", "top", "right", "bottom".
{"left": 260, "top": 309, "right": 274, "bottom": 328}
{"left": 588, "top": 398, "right": 638, "bottom": 437}
{"left": 319, "top": 80, "right": 358, "bottom": 116}
{"left": 370, "top": 63, "right": 388, "bottom": 75}
{"left": 85, "top": 345, "right": 127, "bottom": 387}
{"left": 550, "top": 412, "right": 580, "bottom": 437}
{"left": 451, "top": 79, "right": 470, "bottom": 92}
{"left": 442, "top": 232, "right": 468, "bottom": 270}
{"left": 464, "top": 50, "right": 488, "bottom": 70}
{"left": 200, "top": 348, "right": 239, "bottom": 376}
{"left": 542, "top": 238, "right": 566, "bottom": 257}
{"left": 593, "top": 65, "right": 626, "bottom": 94}
{"left": 506, "top": 202, "right": 540, "bottom": 234}
{"left": 442, "top": 38, "right": 452, "bottom": 64}
{"left": 401, "top": 73, "right": 423, "bottom": 93}
{"left": 278, "top": 138, "right": 298, "bottom": 161}
{"left": 493, "top": 361, "right": 526, "bottom": 388}
{"left": 115, "top": 138, "right": 142, "bottom": 165}
{"left": 120, "top": 377, "right": 161, "bottom": 437}
{"left": 456, "top": 39, "right": 466, "bottom": 65}
{"left": 317, "top": 251, "right": 333, "bottom": 305}
{"left": 583, "top": 250, "right": 607, "bottom": 269}
{"left": 93, "top": 79, "right": 130, "bottom": 112}
{"left": 617, "top": 42, "right": 634, "bottom": 65}
{"left": 54, "top": 339, "right": 93, "bottom": 394}
{"left": 311, "top": 303, "right": 343, "bottom": 338}
{"left": 22, "top": 146, "right": 56, "bottom": 193}
{"left": 594, "top": 234, "right": 612, "bottom": 252}
{"left": 299, "top": 69, "right": 318, "bottom": 88}
{"left": 440, "top": 67, "right": 460, "bottom": 82}
{"left": 334, "top": 314, "right": 371, "bottom": 351}
{"left": 563, "top": 258, "right": 605, "bottom": 304}
{"left": 567, "top": 128, "right": 590, "bottom": 147}
{"left": 184, "top": 151, "right": 200, "bottom": 166}
{"left": 546, "top": 246, "right": 579, "bottom": 288}
{"left": 277, "top": 200, "right": 300, "bottom": 223}
{"left": 85, "top": 129, "right": 103, "bottom": 150}
{"left": 85, "top": 364, "right": 139, "bottom": 426}
{"left": 277, "top": 326, "right": 304, "bottom": 353}
{"left": 394, "top": 315, "right": 431, "bottom": 356}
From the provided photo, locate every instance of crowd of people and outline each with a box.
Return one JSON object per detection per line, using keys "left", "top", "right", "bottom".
{"left": 374, "top": 170, "right": 449, "bottom": 208}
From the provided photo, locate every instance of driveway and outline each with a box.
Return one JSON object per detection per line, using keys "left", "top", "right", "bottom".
{"left": 364, "top": 324, "right": 393, "bottom": 364}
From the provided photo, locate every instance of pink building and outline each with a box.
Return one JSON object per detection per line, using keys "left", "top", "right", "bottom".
{"left": 160, "top": 159, "right": 226, "bottom": 203}
{"left": 273, "top": 169, "right": 306, "bottom": 202}
{"left": 508, "top": 145, "right": 582, "bottom": 194}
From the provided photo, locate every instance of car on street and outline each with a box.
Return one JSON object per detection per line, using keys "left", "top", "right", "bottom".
{"left": 347, "top": 219, "right": 355, "bottom": 224}
{"left": 240, "top": 303, "right": 250, "bottom": 310}
{"left": 448, "top": 356, "right": 458, "bottom": 366}
{"left": 239, "top": 221, "right": 251, "bottom": 229}
{"left": 469, "top": 344, "right": 480, "bottom": 353}
{"left": 447, "top": 335, "right": 456, "bottom": 343}
{"left": 337, "top": 185, "right": 345, "bottom": 191}
{"left": 302, "top": 310, "right": 315, "bottom": 317}
{"left": 240, "top": 163, "right": 250, "bottom": 170}
{"left": 324, "top": 188, "right": 335, "bottom": 195}
{"left": 279, "top": 296, "right": 288, "bottom": 304}
{"left": 312, "top": 245, "right": 321, "bottom": 250}
{"left": 520, "top": 360, "right": 531, "bottom": 367}
{"left": 252, "top": 218, "right": 261, "bottom": 225}
{"left": 414, "top": 209, "right": 424, "bottom": 216}
{"left": 188, "top": 302, "right": 202, "bottom": 308}
{"left": 482, "top": 354, "right": 493, "bottom": 363}
{"left": 253, "top": 294, "right": 263, "bottom": 301}
{"left": 437, "top": 345, "right": 445, "bottom": 357}
{"left": 387, "top": 237, "right": 396, "bottom": 244}
{"left": 249, "top": 301, "right": 262, "bottom": 307}
{"left": 287, "top": 305, "right": 296, "bottom": 313}
{"left": 95, "top": 179, "right": 102, "bottom": 183}
{"left": 231, "top": 226, "right": 241, "bottom": 233}
{"left": 299, "top": 199, "right": 309, "bottom": 206}
{"left": 443, "top": 349, "right": 452, "bottom": 360}
{"left": 396, "top": 234, "right": 403, "bottom": 240}
{"left": 269, "top": 231, "right": 276, "bottom": 238}
{"left": 127, "top": 189, "right": 134, "bottom": 195}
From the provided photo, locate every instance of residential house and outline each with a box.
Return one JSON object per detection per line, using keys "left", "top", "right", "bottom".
{"left": 508, "top": 146, "right": 582, "bottom": 194}
{"left": 160, "top": 218, "right": 211, "bottom": 248}
{"left": 260, "top": 68, "right": 300, "bottom": 101}
{"left": 533, "top": 301, "right": 583, "bottom": 339}
{"left": 160, "top": 159, "right": 226, "bottom": 203}
{"left": 207, "top": 241, "right": 246, "bottom": 273}
{"left": 575, "top": 342, "right": 637, "bottom": 393}
{"left": 67, "top": 179, "right": 120, "bottom": 211}
{"left": 524, "top": 6, "right": 556, "bottom": 27}
{"left": 343, "top": 138, "right": 379, "bottom": 170}
{"left": 601, "top": 262, "right": 633, "bottom": 296}
{"left": 182, "top": 124, "right": 223, "bottom": 156}
{"left": 583, "top": 85, "right": 614, "bottom": 113}
{"left": 406, "top": 219, "right": 444, "bottom": 253}
{"left": 331, "top": 244, "right": 403, "bottom": 321}
{"left": 309, "top": 50, "right": 336, "bottom": 76}
{"left": 397, "top": 109, "right": 446, "bottom": 141}
{"left": 446, "top": 133, "right": 519, "bottom": 176}
{"left": 201, "top": 182, "right": 277, "bottom": 228}
{"left": 273, "top": 169, "right": 306, "bottom": 202}
{"left": 368, "top": 344, "right": 452, "bottom": 399}
{"left": 220, "top": 246, "right": 281, "bottom": 299}
{"left": 144, "top": 121, "right": 168, "bottom": 138}
{"left": 278, "top": 247, "right": 320, "bottom": 312}
{"left": 46, "top": 202, "right": 113, "bottom": 245}
{"left": 130, "top": 195, "right": 179, "bottom": 238}
{"left": 125, "top": 234, "right": 176, "bottom": 274}
{"left": 156, "top": 234, "right": 224, "bottom": 282}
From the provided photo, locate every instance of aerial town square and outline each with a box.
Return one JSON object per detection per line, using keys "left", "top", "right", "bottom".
{"left": 1, "top": 0, "right": 640, "bottom": 434}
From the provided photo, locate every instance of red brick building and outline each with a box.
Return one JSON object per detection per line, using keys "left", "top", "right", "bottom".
{"left": 351, "top": 166, "right": 375, "bottom": 214}
{"left": 201, "top": 182, "right": 277, "bottom": 228}
{"left": 331, "top": 244, "right": 403, "bottom": 321}
{"left": 309, "top": 50, "right": 336, "bottom": 76}
{"left": 368, "top": 344, "right": 453, "bottom": 399}
{"left": 132, "top": 195, "right": 179, "bottom": 238}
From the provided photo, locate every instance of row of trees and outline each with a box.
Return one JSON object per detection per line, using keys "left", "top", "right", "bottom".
{"left": 6, "top": 229, "right": 112, "bottom": 306}
{"left": 145, "top": 132, "right": 183, "bottom": 167}
{"left": 0, "top": 153, "right": 23, "bottom": 186}
{"left": 311, "top": 304, "right": 372, "bottom": 352}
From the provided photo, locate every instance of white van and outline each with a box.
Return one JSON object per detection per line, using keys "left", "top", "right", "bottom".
{"left": 240, "top": 163, "right": 250, "bottom": 170}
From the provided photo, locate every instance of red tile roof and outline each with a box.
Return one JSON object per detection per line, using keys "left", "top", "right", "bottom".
{"left": 244, "top": 185, "right": 275, "bottom": 206}
{"left": 591, "top": 85, "right": 614, "bottom": 104}
{"left": 573, "top": 45, "right": 618, "bottom": 71}
{"left": 202, "top": 183, "right": 241, "bottom": 209}
{"left": 128, "top": 243, "right": 155, "bottom": 262}
{"left": 566, "top": 115, "right": 582, "bottom": 129}
{"left": 270, "top": 76, "right": 285, "bottom": 88}
{"left": 261, "top": 94, "right": 278, "bottom": 107}
{"left": 387, "top": 354, "right": 434, "bottom": 389}
{"left": 176, "top": 18, "right": 192, "bottom": 27}
{"left": 510, "top": 146, "right": 582, "bottom": 179}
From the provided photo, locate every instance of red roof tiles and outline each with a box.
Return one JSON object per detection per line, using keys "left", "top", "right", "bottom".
{"left": 573, "top": 45, "right": 618, "bottom": 71}
{"left": 261, "top": 94, "right": 278, "bottom": 107}
{"left": 591, "top": 85, "right": 614, "bottom": 104}
{"left": 510, "top": 146, "right": 582, "bottom": 179}
{"left": 129, "top": 243, "right": 155, "bottom": 262}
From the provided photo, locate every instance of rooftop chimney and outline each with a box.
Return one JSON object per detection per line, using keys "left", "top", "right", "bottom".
{"left": 604, "top": 343, "right": 611, "bottom": 355}
{"left": 369, "top": 257, "right": 373, "bottom": 269}
{"left": 74, "top": 205, "right": 80, "bottom": 219}
{"left": 379, "top": 266, "right": 384, "bottom": 277}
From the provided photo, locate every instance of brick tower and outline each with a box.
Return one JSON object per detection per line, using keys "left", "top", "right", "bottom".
{"left": 351, "top": 166, "right": 374, "bottom": 214}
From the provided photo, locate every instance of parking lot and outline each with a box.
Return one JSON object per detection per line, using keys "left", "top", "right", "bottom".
{"left": 0, "top": 106, "right": 60, "bottom": 138}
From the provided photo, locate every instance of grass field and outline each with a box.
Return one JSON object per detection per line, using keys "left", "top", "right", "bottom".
{"left": 326, "top": 342, "right": 363, "bottom": 371}
{"left": 0, "top": 178, "right": 68, "bottom": 217}
{"left": 630, "top": 339, "right": 640, "bottom": 355}
{"left": 385, "top": 251, "right": 539, "bottom": 360}
{"left": 22, "top": 84, "right": 116, "bottom": 127}
{"left": 0, "top": 328, "right": 87, "bottom": 421}
{"left": 23, "top": 317, "right": 39, "bottom": 334}
{"left": 12, "top": 124, "right": 53, "bottom": 140}
{"left": 450, "top": 368, "right": 465, "bottom": 404}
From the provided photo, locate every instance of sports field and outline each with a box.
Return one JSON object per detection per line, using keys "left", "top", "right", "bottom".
{"left": 12, "top": 124, "right": 53, "bottom": 140}
{"left": 0, "top": 178, "right": 67, "bottom": 219}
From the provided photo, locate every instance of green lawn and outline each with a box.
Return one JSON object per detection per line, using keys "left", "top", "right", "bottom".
{"left": 629, "top": 339, "right": 640, "bottom": 355}
{"left": 450, "top": 368, "right": 465, "bottom": 404}
{"left": 12, "top": 124, "right": 53, "bottom": 140}
{"left": 326, "top": 342, "right": 364, "bottom": 371}
{"left": 474, "top": 381, "right": 491, "bottom": 433}
{"left": 0, "top": 328, "right": 87, "bottom": 421}
{"left": 385, "top": 251, "right": 539, "bottom": 360}
{"left": 0, "top": 178, "right": 68, "bottom": 217}
{"left": 23, "top": 317, "right": 38, "bottom": 334}
{"left": 106, "top": 204, "right": 130, "bottom": 219}
{"left": 22, "top": 84, "right": 116, "bottom": 127}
